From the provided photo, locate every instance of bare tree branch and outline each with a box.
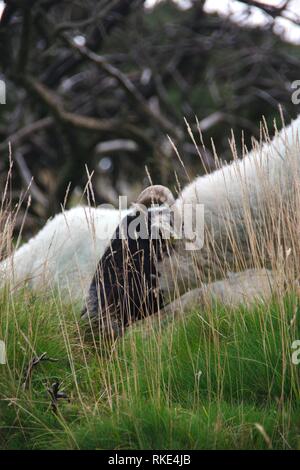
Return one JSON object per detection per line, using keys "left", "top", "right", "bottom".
{"left": 0, "top": 117, "right": 53, "bottom": 154}
{"left": 23, "top": 76, "right": 121, "bottom": 132}
{"left": 237, "top": 0, "right": 289, "bottom": 19}
{"left": 15, "top": 150, "right": 49, "bottom": 209}
{"left": 95, "top": 139, "right": 139, "bottom": 154}
{"left": 67, "top": 39, "right": 183, "bottom": 140}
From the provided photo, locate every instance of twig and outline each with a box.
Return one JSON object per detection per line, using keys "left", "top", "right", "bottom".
{"left": 95, "top": 139, "right": 138, "bottom": 154}
{"left": 22, "top": 352, "right": 58, "bottom": 390}
{"left": 15, "top": 150, "right": 49, "bottom": 209}
{"left": 0, "top": 117, "right": 53, "bottom": 154}
{"left": 47, "top": 381, "right": 69, "bottom": 414}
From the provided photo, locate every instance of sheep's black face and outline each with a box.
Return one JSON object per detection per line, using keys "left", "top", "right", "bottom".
{"left": 81, "top": 208, "right": 169, "bottom": 338}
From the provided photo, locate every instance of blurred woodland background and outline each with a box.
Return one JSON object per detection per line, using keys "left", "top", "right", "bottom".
{"left": 0, "top": 0, "right": 300, "bottom": 238}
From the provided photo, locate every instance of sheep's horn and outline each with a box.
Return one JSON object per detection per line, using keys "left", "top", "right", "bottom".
{"left": 136, "top": 185, "right": 175, "bottom": 207}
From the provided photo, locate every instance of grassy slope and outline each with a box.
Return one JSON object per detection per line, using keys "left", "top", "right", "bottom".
{"left": 0, "top": 290, "right": 300, "bottom": 450}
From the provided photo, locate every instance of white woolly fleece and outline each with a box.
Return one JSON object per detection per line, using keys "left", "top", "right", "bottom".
{"left": 158, "top": 115, "right": 300, "bottom": 295}
{"left": 177, "top": 115, "right": 300, "bottom": 232}
{"left": 0, "top": 206, "right": 130, "bottom": 300}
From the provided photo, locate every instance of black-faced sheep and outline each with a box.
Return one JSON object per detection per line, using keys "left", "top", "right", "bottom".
{"left": 82, "top": 115, "right": 300, "bottom": 335}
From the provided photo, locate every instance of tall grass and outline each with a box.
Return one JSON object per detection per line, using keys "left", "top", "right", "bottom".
{"left": 0, "top": 290, "right": 300, "bottom": 449}
{"left": 1, "top": 117, "right": 300, "bottom": 449}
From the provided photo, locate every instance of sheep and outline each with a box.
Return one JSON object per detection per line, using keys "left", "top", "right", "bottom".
{"left": 0, "top": 206, "right": 131, "bottom": 300}
{"left": 83, "top": 115, "right": 300, "bottom": 336}
{"left": 2, "top": 116, "right": 298, "bottom": 338}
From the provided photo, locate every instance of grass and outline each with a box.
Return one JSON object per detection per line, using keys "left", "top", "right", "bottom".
{"left": 1, "top": 288, "right": 300, "bottom": 450}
